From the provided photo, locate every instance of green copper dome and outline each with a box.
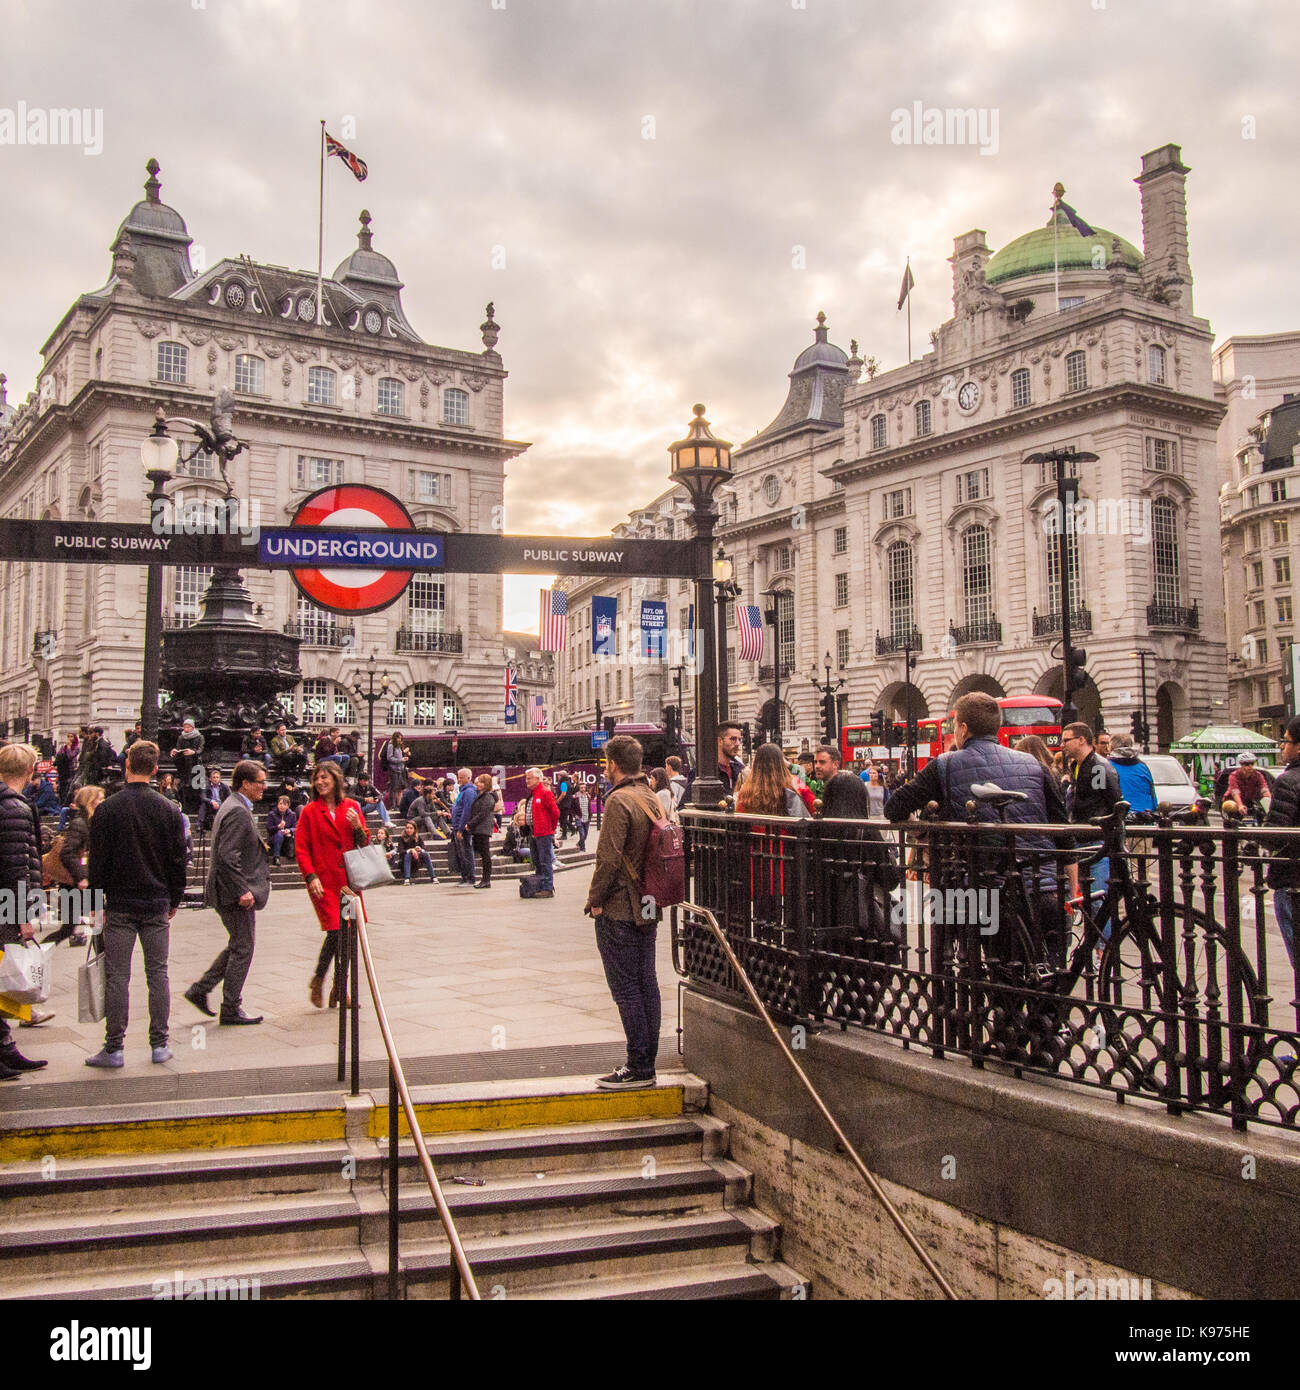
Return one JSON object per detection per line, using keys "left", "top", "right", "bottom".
{"left": 985, "top": 208, "right": 1142, "bottom": 286}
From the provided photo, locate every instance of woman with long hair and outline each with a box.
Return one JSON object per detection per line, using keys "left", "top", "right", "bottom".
{"left": 467, "top": 772, "right": 497, "bottom": 888}
{"left": 43, "top": 784, "right": 104, "bottom": 947}
{"left": 396, "top": 820, "right": 432, "bottom": 885}
{"left": 384, "top": 732, "right": 409, "bottom": 807}
{"left": 1015, "top": 735, "right": 1056, "bottom": 774}
{"left": 296, "top": 760, "right": 370, "bottom": 1008}
{"left": 648, "top": 767, "right": 679, "bottom": 822}
{"left": 735, "top": 744, "right": 811, "bottom": 819}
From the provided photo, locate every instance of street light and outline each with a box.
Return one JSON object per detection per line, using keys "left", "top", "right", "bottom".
{"left": 139, "top": 409, "right": 179, "bottom": 743}
{"left": 761, "top": 582, "right": 790, "bottom": 748}
{"left": 713, "top": 546, "right": 740, "bottom": 725}
{"left": 669, "top": 404, "right": 732, "bottom": 807}
{"left": 350, "top": 652, "right": 391, "bottom": 780}
{"left": 809, "top": 650, "right": 846, "bottom": 745}
{"left": 1023, "top": 444, "right": 1099, "bottom": 722}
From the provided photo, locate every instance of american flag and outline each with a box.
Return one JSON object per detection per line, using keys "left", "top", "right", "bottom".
{"left": 539, "top": 588, "right": 567, "bottom": 652}
{"left": 326, "top": 132, "right": 368, "bottom": 182}
{"left": 736, "top": 604, "right": 765, "bottom": 662}
{"left": 529, "top": 694, "right": 546, "bottom": 730}
{"left": 504, "top": 665, "right": 518, "bottom": 707}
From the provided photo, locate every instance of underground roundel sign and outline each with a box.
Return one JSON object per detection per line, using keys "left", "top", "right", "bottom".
{"left": 284, "top": 485, "right": 427, "bottom": 615}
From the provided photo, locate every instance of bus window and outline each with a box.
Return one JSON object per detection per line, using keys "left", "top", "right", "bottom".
{"left": 1000, "top": 704, "right": 1060, "bottom": 728}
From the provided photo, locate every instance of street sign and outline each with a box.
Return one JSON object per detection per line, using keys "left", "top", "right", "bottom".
{"left": 280, "top": 485, "right": 425, "bottom": 615}
{"left": 591, "top": 730, "right": 609, "bottom": 749}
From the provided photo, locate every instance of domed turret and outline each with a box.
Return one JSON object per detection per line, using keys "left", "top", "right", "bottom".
{"left": 108, "top": 158, "right": 194, "bottom": 297}
{"left": 752, "top": 313, "right": 852, "bottom": 442}
{"left": 333, "top": 210, "right": 404, "bottom": 305}
{"left": 985, "top": 207, "right": 1142, "bottom": 287}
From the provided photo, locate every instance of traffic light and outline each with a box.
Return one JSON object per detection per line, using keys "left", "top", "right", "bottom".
{"left": 1130, "top": 710, "right": 1143, "bottom": 742}
{"left": 1065, "top": 645, "right": 1088, "bottom": 692}
{"left": 885, "top": 716, "right": 896, "bottom": 751}
{"left": 603, "top": 715, "right": 617, "bottom": 739}
{"left": 663, "top": 703, "right": 678, "bottom": 750}
{"left": 741, "top": 721, "right": 753, "bottom": 756}
{"left": 870, "top": 710, "right": 884, "bottom": 744}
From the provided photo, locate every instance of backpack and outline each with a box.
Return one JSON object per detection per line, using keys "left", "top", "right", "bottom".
{"left": 614, "top": 784, "right": 687, "bottom": 914}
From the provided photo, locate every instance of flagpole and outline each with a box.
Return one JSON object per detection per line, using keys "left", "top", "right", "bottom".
{"left": 316, "top": 119, "right": 326, "bottom": 327}
{"left": 906, "top": 257, "right": 912, "bottom": 362}
{"left": 1052, "top": 181, "right": 1062, "bottom": 316}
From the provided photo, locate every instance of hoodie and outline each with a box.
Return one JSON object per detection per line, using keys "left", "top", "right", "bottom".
{"left": 1108, "top": 748, "right": 1157, "bottom": 814}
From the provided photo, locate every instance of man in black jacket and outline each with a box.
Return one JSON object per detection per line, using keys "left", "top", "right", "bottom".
{"left": 1062, "top": 722, "right": 1121, "bottom": 904}
{"left": 86, "top": 740, "right": 188, "bottom": 1068}
{"left": 0, "top": 743, "right": 49, "bottom": 1078}
{"left": 1263, "top": 717, "right": 1300, "bottom": 970}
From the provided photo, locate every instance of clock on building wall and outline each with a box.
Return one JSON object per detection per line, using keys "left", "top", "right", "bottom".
{"left": 957, "top": 381, "right": 981, "bottom": 413}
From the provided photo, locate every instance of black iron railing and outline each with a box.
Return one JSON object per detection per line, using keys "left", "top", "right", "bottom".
{"left": 875, "top": 629, "right": 923, "bottom": 656}
{"left": 1032, "top": 607, "right": 1092, "bottom": 637}
{"left": 284, "top": 618, "right": 355, "bottom": 648}
{"left": 396, "top": 629, "right": 464, "bottom": 654}
{"left": 758, "top": 663, "right": 793, "bottom": 683}
{"left": 949, "top": 618, "right": 1001, "bottom": 647}
{"left": 1147, "top": 599, "right": 1199, "bottom": 630}
{"left": 674, "top": 809, "right": 1300, "bottom": 1132}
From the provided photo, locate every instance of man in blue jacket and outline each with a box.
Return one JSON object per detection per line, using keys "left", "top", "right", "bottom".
{"left": 1108, "top": 734, "right": 1157, "bottom": 816}
{"left": 450, "top": 767, "right": 478, "bottom": 886}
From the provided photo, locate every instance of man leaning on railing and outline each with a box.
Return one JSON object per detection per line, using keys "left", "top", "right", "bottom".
{"left": 1263, "top": 716, "right": 1300, "bottom": 971}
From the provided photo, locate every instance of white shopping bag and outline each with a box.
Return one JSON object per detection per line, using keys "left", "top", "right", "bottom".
{"left": 0, "top": 939, "right": 55, "bottom": 1004}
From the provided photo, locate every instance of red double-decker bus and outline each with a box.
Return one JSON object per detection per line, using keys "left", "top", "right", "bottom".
{"left": 842, "top": 697, "right": 1064, "bottom": 770}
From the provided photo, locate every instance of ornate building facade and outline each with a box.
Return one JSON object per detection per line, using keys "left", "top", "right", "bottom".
{"left": 0, "top": 159, "right": 534, "bottom": 749}
{"left": 554, "top": 144, "right": 1228, "bottom": 751}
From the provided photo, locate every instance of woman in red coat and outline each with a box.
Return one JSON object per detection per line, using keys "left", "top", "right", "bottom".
{"left": 296, "top": 761, "right": 369, "bottom": 1008}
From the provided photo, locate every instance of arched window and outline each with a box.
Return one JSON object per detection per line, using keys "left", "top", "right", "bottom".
{"left": 376, "top": 377, "right": 404, "bottom": 416}
{"left": 1065, "top": 350, "right": 1088, "bottom": 393}
{"left": 389, "top": 683, "right": 461, "bottom": 727}
{"left": 233, "top": 354, "right": 264, "bottom": 394}
{"left": 1010, "top": 367, "right": 1031, "bottom": 409}
{"left": 887, "top": 541, "right": 914, "bottom": 642}
{"left": 1153, "top": 498, "right": 1181, "bottom": 606}
{"left": 307, "top": 365, "right": 336, "bottom": 405}
{"left": 443, "top": 387, "right": 469, "bottom": 425}
{"left": 1045, "top": 527, "right": 1081, "bottom": 616}
{"left": 914, "top": 399, "right": 932, "bottom": 437}
{"left": 156, "top": 342, "right": 188, "bottom": 384}
{"left": 870, "top": 414, "right": 888, "bottom": 450}
{"left": 961, "top": 525, "right": 992, "bottom": 626}
{"left": 1148, "top": 344, "right": 1167, "bottom": 386}
{"left": 298, "top": 679, "right": 355, "bottom": 726}
{"left": 171, "top": 566, "right": 212, "bottom": 627}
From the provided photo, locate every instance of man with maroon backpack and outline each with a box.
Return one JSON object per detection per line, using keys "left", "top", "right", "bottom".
{"left": 585, "top": 734, "right": 683, "bottom": 1090}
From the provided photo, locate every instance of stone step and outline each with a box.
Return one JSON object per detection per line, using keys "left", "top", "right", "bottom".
{"left": 510, "top": 1259, "right": 810, "bottom": 1300}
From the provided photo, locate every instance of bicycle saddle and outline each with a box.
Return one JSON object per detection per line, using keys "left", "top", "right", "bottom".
{"left": 970, "top": 781, "right": 1028, "bottom": 807}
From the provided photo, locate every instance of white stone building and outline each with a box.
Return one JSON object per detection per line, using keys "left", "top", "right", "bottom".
{"left": 0, "top": 159, "right": 536, "bottom": 749}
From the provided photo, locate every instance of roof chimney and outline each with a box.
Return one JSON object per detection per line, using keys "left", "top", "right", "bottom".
{"left": 1134, "top": 144, "right": 1192, "bottom": 313}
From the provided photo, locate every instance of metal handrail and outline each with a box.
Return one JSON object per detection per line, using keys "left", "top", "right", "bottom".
{"left": 350, "top": 896, "right": 480, "bottom": 1301}
{"left": 678, "top": 900, "right": 958, "bottom": 1301}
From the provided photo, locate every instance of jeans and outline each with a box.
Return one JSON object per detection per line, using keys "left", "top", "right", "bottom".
{"left": 594, "top": 916, "right": 660, "bottom": 1074}
{"left": 403, "top": 849, "right": 429, "bottom": 882}
{"left": 531, "top": 834, "right": 555, "bottom": 891}
{"left": 472, "top": 833, "right": 492, "bottom": 885}
{"left": 271, "top": 831, "right": 294, "bottom": 858}
{"left": 1274, "top": 889, "right": 1298, "bottom": 970}
{"left": 455, "top": 832, "right": 475, "bottom": 882}
{"left": 194, "top": 905, "right": 255, "bottom": 1016}
{"left": 576, "top": 820, "right": 588, "bottom": 851}
{"left": 102, "top": 909, "right": 171, "bottom": 1052}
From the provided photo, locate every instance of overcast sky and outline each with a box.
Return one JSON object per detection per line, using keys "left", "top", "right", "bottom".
{"left": 2, "top": 0, "right": 1296, "bottom": 629}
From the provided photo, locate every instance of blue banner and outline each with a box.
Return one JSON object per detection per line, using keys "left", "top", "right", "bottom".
{"left": 640, "top": 599, "right": 667, "bottom": 659}
{"left": 504, "top": 703, "right": 517, "bottom": 726}
{"left": 686, "top": 603, "right": 694, "bottom": 660}
{"left": 592, "top": 595, "right": 618, "bottom": 657}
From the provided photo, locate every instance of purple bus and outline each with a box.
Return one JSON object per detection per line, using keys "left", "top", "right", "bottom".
{"left": 372, "top": 726, "right": 685, "bottom": 813}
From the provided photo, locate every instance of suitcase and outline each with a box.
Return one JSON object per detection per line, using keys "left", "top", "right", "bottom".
{"left": 518, "top": 874, "right": 544, "bottom": 899}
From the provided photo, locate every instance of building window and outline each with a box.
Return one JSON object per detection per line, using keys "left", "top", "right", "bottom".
{"left": 443, "top": 689, "right": 464, "bottom": 726}
{"left": 408, "top": 572, "right": 446, "bottom": 633}
{"left": 957, "top": 468, "right": 989, "bottom": 503}
{"left": 398, "top": 683, "right": 440, "bottom": 727}
{"left": 1278, "top": 596, "right": 1293, "bottom": 623}
{"left": 914, "top": 399, "right": 932, "bottom": 437}
{"left": 616, "top": 670, "right": 623, "bottom": 700}
{"left": 1247, "top": 523, "right": 1262, "bottom": 551}
{"left": 1010, "top": 367, "right": 1032, "bottom": 409}
{"left": 833, "top": 526, "right": 848, "bottom": 555}
{"left": 1274, "top": 519, "right": 1290, "bottom": 545}
{"left": 1277, "top": 556, "right": 1292, "bottom": 584}
{"left": 89, "top": 444, "right": 103, "bottom": 480}
{"left": 832, "top": 477, "right": 845, "bottom": 492}
{"left": 834, "top": 572, "right": 849, "bottom": 608}
{"left": 307, "top": 366, "right": 337, "bottom": 405}
{"left": 300, "top": 678, "right": 331, "bottom": 724}
{"left": 1257, "top": 639, "right": 1268, "bottom": 665}
{"left": 775, "top": 589, "right": 795, "bottom": 670}
{"left": 233, "top": 354, "right": 264, "bottom": 394}
{"left": 1272, "top": 479, "right": 1288, "bottom": 503}
{"left": 836, "top": 628, "right": 850, "bottom": 669}
{"left": 1046, "top": 528, "right": 1081, "bottom": 616}
{"left": 1146, "top": 437, "right": 1174, "bottom": 472}
{"left": 156, "top": 342, "right": 188, "bottom": 384}
{"left": 1065, "top": 350, "right": 1088, "bottom": 393}
{"left": 1252, "top": 561, "right": 1265, "bottom": 589}
{"left": 764, "top": 475, "right": 781, "bottom": 506}
{"left": 377, "top": 377, "right": 404, "bottom": 416}
{"left": 726, "top": 647, "right": 737, "bottom": 686}
{"left": 1152, "top": 498, "right": 1181, "bottom": 607}
{"left": 409, "top": 469, "right": 441, "bottom": 503}
{"left": 962, "top": 524, "right": 993, "bottom": 626}
{"left": 442, "top": 387, "right": 469, "bottom": 425}
{"left": 1255, "top": 601, "right": 1267, "bottom": 627}
{"left": 886, "top": 541, "right": 914, "bottom": 643}
{"left": 294, "top": 595, "right": 343, "bottom": 645}
{"left": 870, "top": 414, "right": 887, "bottom": 450}
{"left": 884, "top": 487, "right": 912, "bottom": 519}
{"left": 774, "top": 544, "right": 793, "bottom": 573}
{"left": 1248, "top": 485, "right": 1261, "bottom": 508}
{"left": 297, "top": 455, "right": 344, "bottom": 487}
{"left": 1058, "top": 295, "right": 1085, "bottom": 310}
{"left": 171, "top": 566, "right": 212, "bottom": 627}
{"left": 1258, "top": 678, "right": 1271, "bottom": 704}
{"left": 1148, "top": 344, "right": 1168, "bottom": 385}
{"left": 177, "top": 448, "right": 218, "bottom": 479}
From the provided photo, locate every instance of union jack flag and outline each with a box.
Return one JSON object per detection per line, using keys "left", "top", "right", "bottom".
{"left": 326, "top": 132, "right": 368, "bottom": 182}
{"left": 539, "top": 588, "right": 567, "bottom": 652}
{"left": 736, "top": 604, "right": 765, "bottom": 662}
{"left": 529, "top": 694, "right": 547, "bottom": 731}
{"left": 504, "top": 665, "right": 518, "bottom": 707}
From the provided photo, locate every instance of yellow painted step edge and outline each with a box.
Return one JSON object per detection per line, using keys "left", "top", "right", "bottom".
{"left": 369, "top": 1086, "right": 686, "bottom": 1140}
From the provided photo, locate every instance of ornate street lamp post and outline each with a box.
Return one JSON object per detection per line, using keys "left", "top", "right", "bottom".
{"left": 669, "top": 404, "right": 732, "bottom": 807}
{"left": 138, "top": 411, "right": 178, "bottom": 743}
{"left": 713, "top": 547, "right": 740, "bottom": 725}
{"left": 350, "top": 652, "right": 391, "bottom": 780}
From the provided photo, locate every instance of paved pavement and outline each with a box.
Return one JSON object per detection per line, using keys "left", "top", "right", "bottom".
{"left": 4, "top": 842, "right": 681, "bottom": 1106}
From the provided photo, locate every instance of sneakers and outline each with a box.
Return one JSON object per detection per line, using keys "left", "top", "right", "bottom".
{"left": 595, "top": 1066, "right": 656, "bottom": 1090}
{"left": 151, "top": 1046, "right": 173, "bottom": 1064}
{"left": 85, "top": 1050, "right": 124, "bottom": 1069}
{"left": 20, "top": 1009, "right": 55, "bottom": 1027}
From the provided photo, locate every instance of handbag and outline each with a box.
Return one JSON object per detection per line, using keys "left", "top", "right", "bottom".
{"left": 43, "top": 834, "right": 76, "bottom": 887}
{"left": 344, "top": 842, "right": 396, "bottom": 890}
{"left": 0, "top": 939, "right": 55, "bottom": 1004}
{"left": 78, "top": 935, "right": 107, "bottom": 1023}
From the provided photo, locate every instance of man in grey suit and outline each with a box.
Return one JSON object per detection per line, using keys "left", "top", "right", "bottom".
{"left": 185, "top": 760, "right": 270, "bottom": 1025}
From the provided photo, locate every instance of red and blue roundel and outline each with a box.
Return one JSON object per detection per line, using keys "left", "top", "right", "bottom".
{"left": 287, "top": 485, "right": 417, "bottom": 615}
